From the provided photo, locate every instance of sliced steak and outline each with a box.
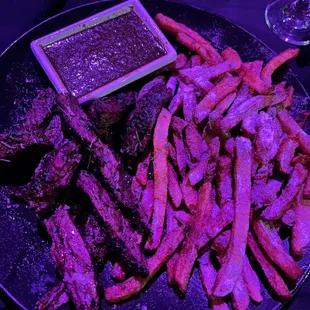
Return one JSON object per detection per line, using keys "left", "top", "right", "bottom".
{"left": 122, "top": 80, "right": 172, "bottom": 156}
{"left": 44, "top": 206, "right": 99, "bottom": 310}
{"left": 77, "top": 171, "right": 148, "bottom": 276}
{"left": 56, "top": 93, "right": 149, "bottom": 233}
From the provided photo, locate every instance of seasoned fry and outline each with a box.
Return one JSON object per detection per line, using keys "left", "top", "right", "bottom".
{"left": 198, "top": 251, "right": 229, "bottom": 310}
{"left": 190, "top": 55, "right": 202, "bottom": 67}
{"left": 261, "top": 48, "right": 300, "bottom": 84}
{"left": 241, "top": 113, "right": 258, "bottom": 138}
{"left": 247, "top": 233, "right": 292, "bottom": 301}
{"left": 253, "top": 218, "right": 303, "bottom": 283}
{"left": 243, "top": 256, "right": 263, "bottom": 303}
{"left": 221, "top": 47, "right": 242, "bottom": 68}
{"left": 104, "top": 226, "right": 186, "bottom": 303}
{"left": 184, "top": 124, "right": 203, "bottom": 162}
{"left": 181, "top": 177, "right": 198, "bottom": 212}
{"left": 146, "top": 109, "right": 171, "bottom": 250}
{"left": 173, "top": 133, "right": 188, "bottom": 177}
{"left": 166, "top": 75, "right": 178, "bottom": 95}
{"left": 229, "top": 82, "right": 252, "bottom": 112}
{"left": 239, "top": 64, "right": 274, "bottom": 94}
{"left": 282, "top": 209, "right": 296, "bottom": 227}
{"left": 174, "top": 182, "right": 213, "bottom": 293}
{"left": 251, "top": 179, "right": 282, "bottom": 209}
{"left": 183, "top": 85, "right": 197, "bottom": 123}
{"left": 231, "top": 277, "right": 250, "bottom": 310}
{"left": 175, "top": 210, "right": 192, "bottom": 225}
{"left": 213, "top": 137, "right": 252, "bottom": 297}
{"left": 283, "top": 86, "right": 294, "bottom": 108}
{"left": 194, "top": 76, "right": 241, "bottom": 123}
{"left": 166, "top": 252, "right": 179, "bottom": 284}
{"left": 136, "top": 153, "right": 151, "bottom": 186}
{"left": 216, "top": 156, "right": 233, "bottom": 208}
{"left": 292, "top": 154, "right": 310, "bottom": 168}
{"left": 174, "top": 54, "right": 188, "bottom": 70}
{"left": 220, "top": 92, "right": 287, "bottom": 132}
{"left": 216, "top": 92, "right": 237, "bottom": 115}
{"left": 188, "top": 146, "right": 209, "bottom": 185}
{"left": 254, "top": 112, "right": 279, "bottom": 165}
{"left": 168, "top": 163, "right": 183, "bottom": 208}
{"left": 261, "top": 163, "right": 308, "bottom": 221}
{"left": 176, "top": 32, "right": 209, "bottom": 63}
{"left": 277, "top": 109, "right": 310, "bottom": 155}
{"left": 243, "top": 60, "right": 263, "bottom": 76}
{"left": 292, "top": 185, "right": 310, "bottom": 260}
{"left": 276, "top": 135, "right": 299, "bottom": 174}
{"left": 168, "top": 93, "right": 183, "bottom": 115}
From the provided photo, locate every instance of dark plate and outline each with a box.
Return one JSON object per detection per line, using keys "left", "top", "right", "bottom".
{"left": 0, "top": 1, "right": 309, "bottom": 310}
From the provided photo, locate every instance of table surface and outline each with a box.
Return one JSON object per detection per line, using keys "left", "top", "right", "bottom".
{"left": 0, "top": 0, "right": 309, "bottom": 309}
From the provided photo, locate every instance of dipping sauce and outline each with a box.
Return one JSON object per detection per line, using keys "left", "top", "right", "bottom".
{"left": 43, "top": 11, "right": 167, "bottom": 98}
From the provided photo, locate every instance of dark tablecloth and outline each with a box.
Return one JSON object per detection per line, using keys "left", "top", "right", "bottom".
{"left": 0, "top": 0, "right": 310, "bottom": 309}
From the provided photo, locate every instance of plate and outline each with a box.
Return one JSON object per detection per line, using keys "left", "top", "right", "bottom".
{"left": 0, "top": 1, "right": 309, "bottom": 310}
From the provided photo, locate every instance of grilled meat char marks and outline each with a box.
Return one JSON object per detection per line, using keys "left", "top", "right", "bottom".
{"left": 56, "top": 94, "right": 149, "bottom": 233}
{"left": 122, "top": 79, "right": 172, "bottom": 156}
{"left": 88, "top": 91, "right": 136, "bottom": 136}
{"left": 77, "top": 170, "right": 148, "bottom": 276}
{"left": 44, "top": 206, "right": 99, "bottom": 310}
{"left": 24, "top": 139, "right": 81, "bottom": 212}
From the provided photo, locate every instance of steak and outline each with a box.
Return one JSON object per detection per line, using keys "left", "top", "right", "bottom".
{"left": 122, "top": 79, "right": 172, "bottom": 156}
{"left": 56, "top": 93, "right": 149, "bottom": 233}
{"left": 77, "top": 170, "right": 148, "bottom": 276}
{"left": 44, "top": 206, "right": 99, "bottom": 310}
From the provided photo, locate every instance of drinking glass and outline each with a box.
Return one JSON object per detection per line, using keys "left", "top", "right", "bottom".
{"left": 265, "top": 0, "right": 310, "bottom": 45}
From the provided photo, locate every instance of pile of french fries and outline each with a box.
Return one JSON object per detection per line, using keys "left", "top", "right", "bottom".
{"left": 104, "top": 13, "right": 310, "bottom": 309}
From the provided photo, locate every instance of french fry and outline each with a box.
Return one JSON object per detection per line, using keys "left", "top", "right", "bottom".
{"left": 104, "top": 226, "right": 186, "bottom": 303}
{"left": 216, "top": 156, "right": 233, "bottom": 208}
{"left": 179, "top": 60, "right": 240, "bottom": 94}
{"left": 174, "top": 182, "right": 213, "bottom": 293}
{"left": 216, "top": 92, "right": 237, "bottom": 115}
{"left": 242, "top": 256, "right": 263, "bottom": 303}
{"left": 168, "top": 93, "right": 183, "bottom": 115}
{"left": 166, "top": 252, "right": 179, "bottom": 284}
{"left": 146, "top": 109, "right": 171, "bottom": 250}
{"left": 221, "top": 47, "right": 242, "bottom": 69}
{"left": 166, "top": 75, "right": 178, "bottom": 95}
{"left": 243, "top": 60, "right": 263, "bottom": 76}
{"left": 283, "top": 86, "right": 294, "bottom": 108}
{"left": 251, "top": 179, "right": 282, "bottom": 210}
{"left": 181, "top": 177, "right": 198, "bottom": 212}
{"left": 190, "top": 55, "right": 202, "bottom": 67}
{"left": 167, "top": 142, "right": 177, "bottom": 165}
{"left": 170, "top": 116, "right": 188, "bottom": 136}
{"left": 229, "top": 82, "right": 252, "bottom": 112}
{"left": 136, "top": 153, "right": 151, "bottom": 186}
{"left": 231, "top": 277, "right": 250, "bottom": 310}
{"left": 277, "top": 109, "right": 310, "bottom": 155}
{"left": 183, "top": 85, "right": 197, "bottom": 123}
{"left": 184, "top": 124, "right": 203, "bottom": 162}
{"left": 220, "top": 91, "right": 287, "bottom": 132}
{"left": 198, "top": 251, "right": 229, "bottom": 310}
{"left": 282, "top": 209, "right": 296, "bottom": 227}
{"left": 224, "top": 138, "right": 235, "bottom": 159}
{"left": 173, "top": 133, "right": 188, "bottom": 177}
{"left": 174, "top": 54, "right": 188, "bottom": 70}
{"left": 254, "top": 112, "right": 279, "bottom": 165}
{"left": 175, "top": 210, "right": 192, "bottom": 225}
{"left": 276, "top": 135, "right": 299, "bottom": 174}
{"left": 247, "top": 233, "right": 293, "bottom": 301}
{"left": 252, "top": 218, "right": 303, "bottom": 283}
{"left": 291, "top": 154, "right": 310, "bottom": 169}
{"left": 168, "top": 163, "right": 183, "bottom": 208}
{"left": 239, "top": 64, "right": 274, "bottom": 94}
{"left": 241, "top": 113, "right": 258, "bottom": 138}
{"left": 194, "top": 76, "right": 241, "bottom": 124}
{"left": 292, "top": 184, "right": 310, "bottom": 260}
{"left": 261, "top": 48, "right": 300, "bottom": 84}
{"left": 261, "top": 163, "right": 308, "bottom": 221}
{"left": 213, "top": 137, "right": 252, "bottom": 297}
{"left": 176, "top": 32, "right": 209, "bottom": 63}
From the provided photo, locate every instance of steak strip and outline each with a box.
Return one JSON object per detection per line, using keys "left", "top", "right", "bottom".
{"left": 44, "top": 206, "right": 99, "bottom": 310}
{"left": 77, "top": 170, "right": 148, "bottom": 276}
{"left": 56, "top": 94, "right": 149, "bottom": 233}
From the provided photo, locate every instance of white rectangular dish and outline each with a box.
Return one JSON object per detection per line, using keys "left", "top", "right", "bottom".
{"left": 31, "top": 0, "right": 177, "bottom": 104}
